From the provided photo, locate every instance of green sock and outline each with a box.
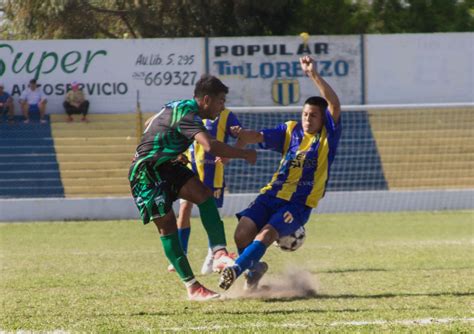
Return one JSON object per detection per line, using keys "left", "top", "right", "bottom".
{"left": 198, "top": 197, "right": 226, "bottom": 249}
{"left": 160, "top": 232, "right": 194, "bottom": 283}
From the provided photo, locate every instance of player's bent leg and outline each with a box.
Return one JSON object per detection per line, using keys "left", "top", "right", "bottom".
{"left": 219, "top": 224, "right": 278, "bottom": 290}
{"left": 178, "top": 175, "right": 213, "bottom": 204}
{"left": 154, "top": 211, "right": 218, "bottom": 301}
{"left": 179, "top": 176, "right": 234, "bottom": 272}
{"left": 168, "top": 200, "right": 193, "bottom": 273}
{"left": 153, "top": 211, "right": 195, "bottom": 286}
{"left": 234, "top": 216, "right": 259, "bottom": 252}
{"left": 254, "top": 224, "right": 279, "bottom": 246}
{"left": 200, "top": 188, "right": 225, "bottom": 275}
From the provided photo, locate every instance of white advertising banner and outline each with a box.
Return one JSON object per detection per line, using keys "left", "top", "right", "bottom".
{"left": 0, "top": 38, "right": 205, "bottom": 114}
{"left": 366, "top": 33, "right": 474, "bottom": 104}
{"left": 208, "top": 35, "right": 363, "bottom": 106}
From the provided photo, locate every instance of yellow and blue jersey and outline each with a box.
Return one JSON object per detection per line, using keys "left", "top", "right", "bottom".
{"left": 187, "top": 109, "right": 241, "bottom": 189}
{"left": 259, "top": 109, "right": 342, "bottom": 208}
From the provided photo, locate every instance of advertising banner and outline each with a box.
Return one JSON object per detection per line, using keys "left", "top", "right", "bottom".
{"left": 0, "top": 38, "right": 205, "bottom": 113}
{"left": 208, "top": 35, "right": 363, "bottom": 106}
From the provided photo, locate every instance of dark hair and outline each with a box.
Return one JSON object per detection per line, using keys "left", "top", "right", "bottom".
{"left": 304, "top": 96, "right": 328, "bottom": 111}
{"left": 194, "top": 74, "right": 229, "bottom": 98}
{"left": 29, "top": 79, "right": 37, "bottom": 84}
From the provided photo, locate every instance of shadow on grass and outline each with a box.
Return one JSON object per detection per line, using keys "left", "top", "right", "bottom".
{"left": 261, "top": 291, "right": 474, "bottom": 302}
{"left": 314, "top": 267, "right": 474, "bottom": 274}
{"left": 204, "top": 307, "right": 371, "bottom": 316}
{"left": 316, "top": 268, "right": 388, "bottom": 274}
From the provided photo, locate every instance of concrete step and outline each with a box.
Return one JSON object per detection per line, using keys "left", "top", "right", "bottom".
{"left": 55, "top": 153, "right": 133, "bottom": 162}
{"left": 58, "top": 161, "right": 131, "bottom": 170}
{"left": 383, "top": 168, "right": 474, "bottom": 179}
{"left": 53, "top": 137, "right": 137, "bottom": 145}
{"left": 380, "top": 152, "right": 473, "bottom": 163}
{"left": 55, "top": 145, "right": 136, "bottom": 154}
{"left": 370, "top": 137, "right": 474, "bottom": 147}
{"left": 376, "top": 145, "right": 474, "bottom": 155}
{"left": 64, "top": 184, "right": 130, "bottom": 196}
{"left": 51, "top": 122, "right": 135, "bottom": 130}
{"left": 389, "top": 177, "right": 474, "bottom": 189}
{"left": 381, "top": 161, "right": 474, "bottom": 169}
{"left": 50, "top": 113, "right": 137, "bottom": 122}
{"left": 372, "top": 129, "right": 473, "bottom": 138}
{"left": 62, "top": 177, "right": 127, "bottom": 187}
{"left": 60, "top": 169, "right": 128, "bottom": 178}
{"left": 51, "top": 128, "right": 136, "bottom": 137}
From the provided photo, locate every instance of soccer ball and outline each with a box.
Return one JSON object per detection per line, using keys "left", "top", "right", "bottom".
{"left": 275, "top": 226, "right": 306, "bottom": 252}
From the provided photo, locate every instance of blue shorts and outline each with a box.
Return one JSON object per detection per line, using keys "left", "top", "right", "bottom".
{"left": 29, "top": 104, "right": 40, "bottom": 113}
{"left": 236, "top": 193, "right": 312, "bottom": 237}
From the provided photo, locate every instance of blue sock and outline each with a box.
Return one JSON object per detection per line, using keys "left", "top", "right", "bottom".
{"left": 177, "top": 227, "right": 191, "bottom": 255}
{"left": 237, "top": 247, "right": 255, "bottom": 271}
{"left": 234, "top": 241, "right": 266, "bottom": 277}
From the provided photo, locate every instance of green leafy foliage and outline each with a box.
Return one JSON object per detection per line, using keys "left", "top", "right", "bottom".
{"left": 0, "top": 0, "right": 472, "bottom": 39}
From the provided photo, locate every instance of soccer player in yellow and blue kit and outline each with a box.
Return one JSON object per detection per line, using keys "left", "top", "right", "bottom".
{"left": 170, "top": 109, "right": 243, "bottom": 275}
{"left": 219, "top": 56, "right": 342, "bottom": 291}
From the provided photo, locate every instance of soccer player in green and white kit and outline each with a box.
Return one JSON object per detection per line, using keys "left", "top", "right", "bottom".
{"left": 129, "top": 75, "right": 257, "bottom": 301}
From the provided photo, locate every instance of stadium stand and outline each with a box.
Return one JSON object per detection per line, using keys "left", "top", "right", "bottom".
{"left": 0, "top": 115, "right": 64, "bottom": 198}
{"left": 1, "top": 107, "right": 471, "bottom": 199}
{"left": 369, "top": 108, "right": 474, "bottom": 189}
{"left": 50, "top": 114, "right": 136, "bottom": 197}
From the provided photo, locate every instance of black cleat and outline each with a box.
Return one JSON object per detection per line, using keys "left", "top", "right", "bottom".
{"left": 219, "top": 266, "right": 237, "bottom": 290}
{"left": 244, "top": 262, "right": 268, "bottom": 291}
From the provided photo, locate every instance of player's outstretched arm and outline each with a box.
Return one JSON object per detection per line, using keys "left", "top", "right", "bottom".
{"left": 215, "top": 136, "right": 248, "bottom": 164}
{"left": 230, "top": 126, "right": 264, "bottom": 145}
{"left": 194, "top": 131, "right": 257, "bottom": 165}
{"left": 300, "top": 56, "right": 341, "bottom": 123}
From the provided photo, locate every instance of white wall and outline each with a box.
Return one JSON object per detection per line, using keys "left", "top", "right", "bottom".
{"left": 365, "top": 33, "right": 473, "bottom": 104}
{"left": 1, "top": 190, "right": 472, "bottom": 222}
{"left": 0, "top": 33, "right": 471, "bottom": 115}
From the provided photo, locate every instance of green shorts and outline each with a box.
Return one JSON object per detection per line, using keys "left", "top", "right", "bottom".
{"left": 129, "top": 161, "right": 195, "bottom": 224}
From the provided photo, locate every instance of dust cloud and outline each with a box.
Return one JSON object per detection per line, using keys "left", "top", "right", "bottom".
{"left": 224, "top": 266, "right": 319, "bottom": 300}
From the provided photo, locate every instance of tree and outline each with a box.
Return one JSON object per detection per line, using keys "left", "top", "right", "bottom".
{"left": 369, "top": 0, "right": 473, "bottom": 33}
{"left": 1, "top": 0, "right": 472, "bottom": 39}
{"left": 288, "top": 0, "right": 373, "bottom": 35}
{"left": 1, "top": 0, "right": 298, "bottom": 39}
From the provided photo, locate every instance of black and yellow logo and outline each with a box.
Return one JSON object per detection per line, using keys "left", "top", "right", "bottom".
{"left": 272, "top": 79, "right": 300, "bottom": 106}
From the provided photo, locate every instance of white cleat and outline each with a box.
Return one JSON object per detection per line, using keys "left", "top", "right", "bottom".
{"left": 200, "top": 249, "right": 214, "bottom": 275}
{"left": 212, "top": 251, "right": 236, "bottom": 273}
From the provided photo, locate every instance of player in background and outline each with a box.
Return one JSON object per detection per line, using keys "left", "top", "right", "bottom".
{"left": 168, "top": 108, "right": 244, "bottom": 275}
{"left": 129, "top": 75, "right": 257, "bottom": 301}
{"left": 219, "top": 56, "right": 342, "bottom": 291}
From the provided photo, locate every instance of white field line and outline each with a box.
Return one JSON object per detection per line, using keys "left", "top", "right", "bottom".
{"left": 2, "top": 318, "right": 473, "bottom": 332}
{"left": 156, "top": 317, "right": 474, "bottom": 331}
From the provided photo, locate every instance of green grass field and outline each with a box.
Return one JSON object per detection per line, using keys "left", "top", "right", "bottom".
{"left": 1, "top": 211, "right": 473, "bottom": 333}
